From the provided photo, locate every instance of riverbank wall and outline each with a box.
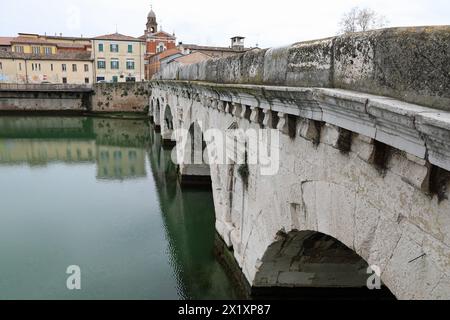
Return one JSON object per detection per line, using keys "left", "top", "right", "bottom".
{"left": 0, "top": 83, "right": 150, "bottom": 114}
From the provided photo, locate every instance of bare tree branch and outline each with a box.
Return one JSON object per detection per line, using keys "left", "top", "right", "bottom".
{"left": 338, "top": 7, "right": 388, "bottom": 35}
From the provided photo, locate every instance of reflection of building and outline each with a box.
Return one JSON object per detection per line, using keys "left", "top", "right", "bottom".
{"left": 0, "top": 117, "right": 148, "bottom": 180}
{"left": 0, "top": 139, "right": 96, "bottom": 165}
{"left": 96, "top": 146, "right": 146, "bottom": 180}
{"left": 0, "top": 139, "right": 147, "bottom": 180}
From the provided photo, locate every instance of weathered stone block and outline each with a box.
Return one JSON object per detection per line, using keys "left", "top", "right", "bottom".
{"left": 263, "top": 46, "right": 290, "bottom": 85}
{"left": 204, "top": 59, "right": 219, "bottom": 83}
{"left": 241, "top": 48, "right": 266, "bottom": 84}
{"left": 286, "top": 38, "right": 333, "bottom": 87}
{"left": 217, "top": 54, "right": 243, "bottom": 84}
{"left": 334, "top": 27, "right": 450, "bottom": 111}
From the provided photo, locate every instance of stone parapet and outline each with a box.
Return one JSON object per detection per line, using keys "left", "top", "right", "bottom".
{"left": 155, "top": 26, "right": 450, "bottom": 111}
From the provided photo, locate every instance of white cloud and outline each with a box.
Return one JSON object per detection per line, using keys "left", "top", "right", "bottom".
{"left": 1, "top": 0, "right": 449, "bottom": 48}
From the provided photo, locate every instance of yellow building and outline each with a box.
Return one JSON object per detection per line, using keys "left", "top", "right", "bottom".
{"left": 92, "top": 33, "right": 146, "bottom": 83}
{"left": 0, "top": 33, "right": 94, "bottom": 84}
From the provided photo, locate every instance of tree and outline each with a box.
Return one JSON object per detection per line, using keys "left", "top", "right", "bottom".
{"left": 338, "top": 7, "right": 388, "bottom": 34}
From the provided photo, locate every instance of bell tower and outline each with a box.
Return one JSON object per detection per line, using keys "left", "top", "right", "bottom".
{"left": 146, "top": 5, "right": 158, "bottom": 35}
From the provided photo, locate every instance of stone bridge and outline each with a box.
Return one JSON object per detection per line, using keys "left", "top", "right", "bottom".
{"left": 149, "top": 27, "right": 450, "bottom": 300}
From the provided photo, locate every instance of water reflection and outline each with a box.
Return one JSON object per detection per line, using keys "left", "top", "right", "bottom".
{"left": 148, "top": 127, "right": 237, "bottom": 300}
{"left": 0, "top": 117, "right": 150, "bottom": 180}
{"left": 0, "top": 116, "right": 236, "bottom": 300}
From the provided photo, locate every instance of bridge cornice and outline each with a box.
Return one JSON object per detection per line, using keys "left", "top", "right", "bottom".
{"left": 151, "top": 80, "right": 450, "bottom": 171}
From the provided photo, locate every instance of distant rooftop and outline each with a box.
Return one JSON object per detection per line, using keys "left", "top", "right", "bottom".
{"left": 11, "top": 36, "right": 50, "bottom": 45}
{"left": 0, "top": 37, "right": 14, "bottom": 46}
{"left": 179, "top": 43, "right": 250, "bottom": 53}
{"left": 0, "top": 50, "right": 93, "bottom": 61}
{"left": 92, "top": 33, "right": 144, "bottom": 42}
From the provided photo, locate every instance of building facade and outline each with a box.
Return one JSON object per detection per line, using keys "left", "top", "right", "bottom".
{"left": 0, "top": 33, "right": 93, "bottom": 84}
{"left": 147, "top": 48, "right": 182, "bottom": 80}
{"left": 92, "top": 33, "right": 146, "bottom": 83}
{"left": 141, "top": 7, "right": 177, "bottom": 80}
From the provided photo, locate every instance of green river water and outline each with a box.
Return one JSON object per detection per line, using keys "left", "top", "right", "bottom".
{"left": 0, "top": 116, "right": 237, "bottom": 300}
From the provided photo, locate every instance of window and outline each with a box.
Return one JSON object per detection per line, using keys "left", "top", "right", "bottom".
{"left": 100, "top": 151, "right": 109, "bottom": 160}
{"left": 128, "top": 44, "right": 133, "bottom": 53}
{"left": 114, "top": 151, "right": 122, "bottom": 160}
{"left": 51, "top": 64, "right": 53, "bottom": 71}
{"left": 157, "top": 42, "right": 166, "bottom": 53}
{"left": 32, "top": 46, "right": 40, "bottom": 54}
{"left": 110, "top": 44, "right": 119, "bottom": 52}
{"left": 96, "top": 77, "right": 105, "bottom": 82}
{"left": 97, "top": 60, "right": 106, "bottom": 69}
{"left": 85, "top": 77, "right": 90, "bottom": 84}
{"left": 110, "top": 60, "right": 119, "bottom": 69}
{"left": 0, "top": 62, "right": 2, "bottom": 70}
{"left": 15, "top": 46, "right": 24, "bottom": 53}
{"left": 84, "top": 64, "right": 89, "bottom": 72}
{"left": 125, "top": 77, "right": 136, "bottom": 82}
{"left": 44, "top": 47, "right": 52, "bottom": 55}
{"left": 32, "top": 63, "right": 41, "bottom": 71}
{"left": 19, "top": 63, "right": 22, "bottom": 71}
{"left": 62, "top": 77, "right": 67, "bottom": 84}
{"left": 112, "top": 76, "right": 118, "bottom": 83}
{"left": 126, "top": 60, "right": 135, "bottom": 70}
{"left": 98, "top": 43, "right": 104, "bottom": 52}
{"left": 62, "top": 64, "right": 67, "bottom": 72}
{"left": 72, "top": 64, "right": 77, "bottom": 72}
{"left": 128, "top": 151, "right": 137, "bottom": 159}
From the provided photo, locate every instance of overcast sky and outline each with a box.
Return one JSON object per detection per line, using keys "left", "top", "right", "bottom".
{"left": 1, "top": 0, "right": 449, "bottom": 48}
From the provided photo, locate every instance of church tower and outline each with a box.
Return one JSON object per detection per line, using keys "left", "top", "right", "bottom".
{"left": 146, "top": 6, "right": 158, "bottom": 35}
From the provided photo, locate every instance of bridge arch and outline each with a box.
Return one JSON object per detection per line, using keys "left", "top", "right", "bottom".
{"left": 253, "top": 230, "right": 396, "bottom": 299}
{"left": 178, "top": 120, "right": 212, "bottom": 188}
{"left": 153, "top": 98, "right": 161, "bottom": 131}
{"left": 149, "top": 99, "right": 154, "bottom": 117}
{"left": 161, "top": 104, "right": 175, "bottom": 146}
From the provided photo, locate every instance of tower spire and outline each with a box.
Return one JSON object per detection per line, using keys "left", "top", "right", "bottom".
{"left": 146, "top": 3, "right": 158, "bottom": 35}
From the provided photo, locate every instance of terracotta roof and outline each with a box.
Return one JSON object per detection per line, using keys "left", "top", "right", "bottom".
{"left": 148, "top": 31, "right": 176, "bottom": 39}
{"left": 45, "top": 35, "right": 88, "bottom": 41}
{"left": 0, "top": 50, "right": 93, "bottom": 61}
{"left": 0, "top": 37, "right": 14, "bottom": 46}
{"left": 172, "top": 51, "right": 212, "bottom": 65}
{"left": 56, "top": 43, "right": 89, "bottom": 49}
{"left": 10, "top": 36, "right": 52, "bottom": 45}
{"left": 159, "top": 48, "right": 181, "bottom": 59}
{"left": 93, "top": 33, "right": 144, "bottom": 42}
